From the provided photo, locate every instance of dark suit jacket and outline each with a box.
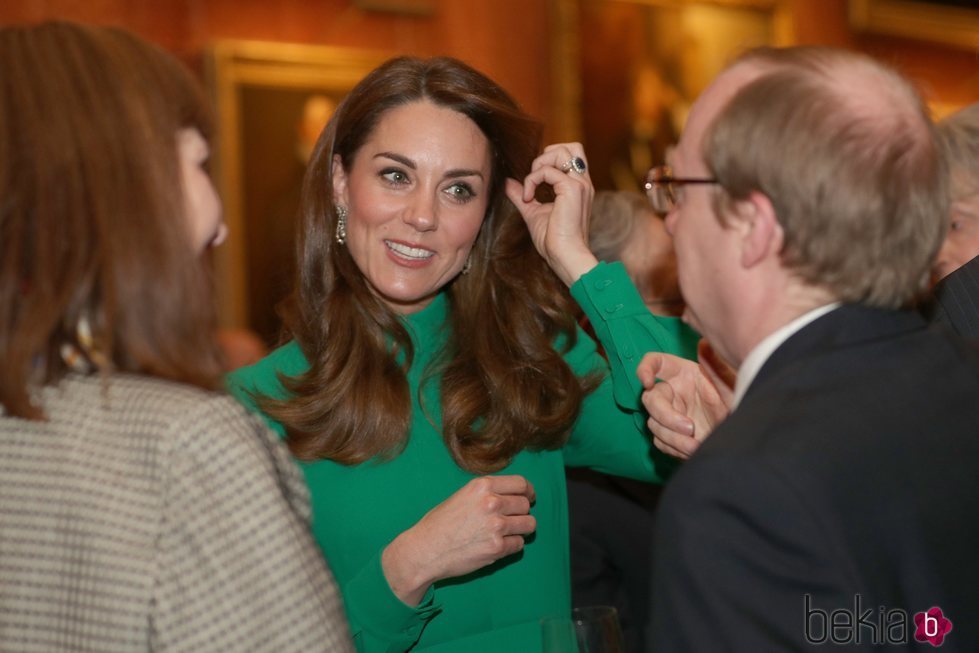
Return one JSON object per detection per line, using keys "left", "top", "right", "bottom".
{"left": 931, "top": 253, "right": 979, "bottom": 340}
{"left": 649, "top": 305, "right": 979, "bottom": 651}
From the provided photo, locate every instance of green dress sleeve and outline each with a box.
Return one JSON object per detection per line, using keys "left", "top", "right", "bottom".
{"left": 562, "top": 261, "right": 700, "bottom": 482}
{"left": 226, "top": 345, "right": 439, "bottom": 653}
{"left": 341, "top": 552, "right": 440, "bottom": 652}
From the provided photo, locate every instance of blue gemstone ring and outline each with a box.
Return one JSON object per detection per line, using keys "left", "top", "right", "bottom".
{"left": 561, "top": 156, "right": 587, "bottom": 174}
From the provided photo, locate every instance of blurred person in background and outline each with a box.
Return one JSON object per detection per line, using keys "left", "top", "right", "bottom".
{"left": 933, "top": 102, "right": 979, "bottom": 283}
{"left": 588, "top": 190, "right": 689, "bottom": 318}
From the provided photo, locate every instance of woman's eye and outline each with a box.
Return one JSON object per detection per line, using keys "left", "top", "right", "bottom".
{"left": 445, "top": 182, "right": 475, "bottom": 202}
{"left": 951, "top": 219, "right": 962, "bottom": 232}
{"left": 381, "top": 169, "right": 410, "bottom": 185}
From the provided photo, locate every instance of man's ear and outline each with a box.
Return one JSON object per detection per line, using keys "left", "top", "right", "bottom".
{"left": 734, "top": 191, "right": 783, "bottom": 269}
{"left": 332, "top": 154, "right": 348, "bottom": 206}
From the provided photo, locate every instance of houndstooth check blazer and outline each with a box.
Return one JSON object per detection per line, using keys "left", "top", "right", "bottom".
{"left": 0, "top": 373, "right": 353, "bottom": 652}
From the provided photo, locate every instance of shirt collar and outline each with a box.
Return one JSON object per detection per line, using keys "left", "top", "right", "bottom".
{"left": 731, "top": 302, "right": 840, "bottom": 409}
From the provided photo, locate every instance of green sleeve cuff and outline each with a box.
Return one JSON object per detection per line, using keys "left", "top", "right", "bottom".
{"left": 343, "top": 550, "right": 440, "bottom": 651}
{"left": 572, "top": 262, "right": 699, "bottom": 408}
{"left": 572, "top": 261, "right": 653, "bottom": 329}
{"left": 560, "top": 263, "right": 697, "bottom": 482}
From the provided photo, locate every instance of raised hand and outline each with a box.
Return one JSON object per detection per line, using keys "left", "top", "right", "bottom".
{"left": 504, "top": 143, "right": 598, "bottom": 287}
{"left": 381, "top": 475, "right": 536, "bottom": 606}
{"left": 636, "top": 340, "right": 734, "bottom": 459}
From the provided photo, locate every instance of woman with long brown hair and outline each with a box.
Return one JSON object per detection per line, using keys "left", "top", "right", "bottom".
{"left": 230, "top": 55, "right": 692, "bottom": 652}
{"left": 0, "top": 21, "right": 351, "bottom": 652}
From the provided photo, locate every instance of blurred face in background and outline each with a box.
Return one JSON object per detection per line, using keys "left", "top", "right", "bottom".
{"left": 620, "top": 209, "right": 683, "bottom": 316}
{"left": 178, "top": 128, "right": 226, "bottom": 253}
{"left": 933, "top": 178, "right": 979, "bottom": 282}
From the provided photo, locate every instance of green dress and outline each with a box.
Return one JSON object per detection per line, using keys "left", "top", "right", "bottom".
{"left": 228, "top": 262, "right": 699, "bottom": 652}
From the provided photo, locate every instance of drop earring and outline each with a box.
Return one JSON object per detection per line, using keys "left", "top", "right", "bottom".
{"left": 335, "top": 205, "right": 348, "bottom": 245}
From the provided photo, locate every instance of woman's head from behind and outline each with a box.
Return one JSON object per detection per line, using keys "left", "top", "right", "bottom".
{"left": 297, "top": 56, "right": 542, "bottom": 318}
{"left": 0, "top": 21, "right": 225, "bottom": 418}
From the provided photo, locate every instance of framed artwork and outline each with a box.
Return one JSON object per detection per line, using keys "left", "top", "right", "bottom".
{"left": 549, "top": 0, "right": 793, "bottom": 191}
{"left": 849, "top": 0, "right": 979, "bottom": 50}
{"left": 206, "top": 41, "right": 390, "bottom": 342}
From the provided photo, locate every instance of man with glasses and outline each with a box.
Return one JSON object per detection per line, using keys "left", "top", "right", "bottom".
{"left": 639, "top": 46, "right": 979, "bottom": 651}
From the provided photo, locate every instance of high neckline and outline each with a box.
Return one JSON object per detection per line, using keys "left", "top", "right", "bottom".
{"left": 400, "top": 291, "right": 449, "bottom": 349}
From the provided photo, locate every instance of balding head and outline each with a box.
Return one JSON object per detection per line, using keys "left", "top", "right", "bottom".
{"left": 705, "top": 47, "right": 947, "bottom": 308}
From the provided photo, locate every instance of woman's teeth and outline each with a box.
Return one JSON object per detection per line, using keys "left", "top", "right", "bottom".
{"left": 386, "top": 241, "right": 434, "bottom": 260}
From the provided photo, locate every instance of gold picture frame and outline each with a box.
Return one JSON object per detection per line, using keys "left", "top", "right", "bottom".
{"left": 206, "top": 41, "right": 390, "bottom": 335}
{"left": 849, "top": 0, "right": 979, "bottom": 50}
{"left": 549, "top": 0, "right": 793, "bottom": 191}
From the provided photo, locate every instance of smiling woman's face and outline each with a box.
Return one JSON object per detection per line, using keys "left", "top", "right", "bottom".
{"left": 332, "top": 100, "right": 492, "bottom": 314}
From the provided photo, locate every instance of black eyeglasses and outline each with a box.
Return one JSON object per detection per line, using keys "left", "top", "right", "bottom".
{"left": 643, "top": 165, "right": 718, "bottom": 214}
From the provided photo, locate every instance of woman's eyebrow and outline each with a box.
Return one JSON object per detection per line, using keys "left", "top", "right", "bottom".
{"left": 374, "top": 151, "right": 484, "bottom": 180}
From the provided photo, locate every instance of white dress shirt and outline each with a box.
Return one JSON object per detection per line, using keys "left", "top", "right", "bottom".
{"left": 731, "top": 303, "right": 840, "bottom": 409}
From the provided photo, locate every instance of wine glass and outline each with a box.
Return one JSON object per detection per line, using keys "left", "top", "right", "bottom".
{"left": 542, "top": 605, "right": 624, "bottom": 653}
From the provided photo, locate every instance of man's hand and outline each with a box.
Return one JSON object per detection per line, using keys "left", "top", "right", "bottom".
{"left": 636, "top": 340, "right": 734, "bottom": 459}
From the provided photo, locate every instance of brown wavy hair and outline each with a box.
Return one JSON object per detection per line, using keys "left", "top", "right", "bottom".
{"left": 0, "top": 21, "right": 223, "bottom": 419}
{"left": 262, "top": 56, "right": 598, "bottom": 474}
